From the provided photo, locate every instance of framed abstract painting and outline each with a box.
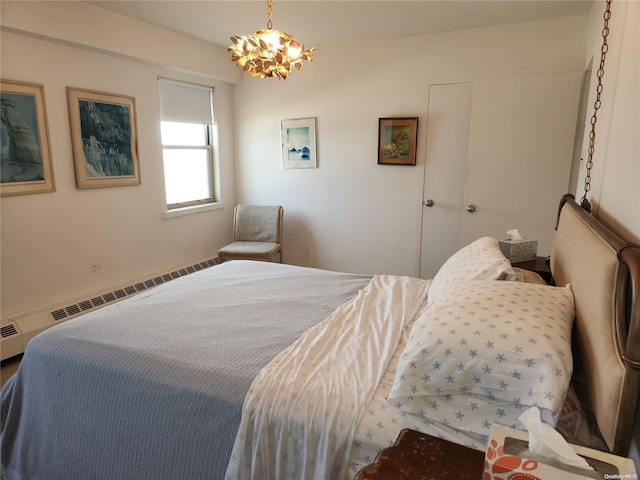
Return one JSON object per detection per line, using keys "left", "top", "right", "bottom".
{"left": 378, "top": 117, "right": 418, "bottom": 166}
{"left": 281, "top": 117, "right": 317, "bottom": 169}
{"left": 1, "top": 80, "right": 55, "bottom": 196}
{"left": 67, "top": 88, "right": 141, "bottom": 188}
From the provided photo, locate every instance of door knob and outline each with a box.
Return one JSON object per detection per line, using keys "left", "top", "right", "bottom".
{"left": 424, "top": 199, "right": 434, "bottom": 207}
{"left": 465, "top": 204, "right": 476, "bottom": 213}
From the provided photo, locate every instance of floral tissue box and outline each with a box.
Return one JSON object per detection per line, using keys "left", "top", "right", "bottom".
{"left": 484, "top": 423, "right": 637, "bottom": 480}
{"left": 499, "top": 238, "right": 538, "bottom": 263}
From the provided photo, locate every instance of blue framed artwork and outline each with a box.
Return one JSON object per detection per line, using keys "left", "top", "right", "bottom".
{"left": 67, "top": 88, "right": 140, "bottom": 188}
{"left": 1, "top": 80, "right": 55, "bottom": 196}
{"left": 378, "top": 117, "right": 418, "bottom": 166}
{"left": 281, "top": 117, "right": 317, "bottom": 169}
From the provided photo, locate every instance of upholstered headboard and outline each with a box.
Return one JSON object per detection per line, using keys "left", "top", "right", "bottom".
{"left": 551, "top": 194, "right": 640, "bottom": 455}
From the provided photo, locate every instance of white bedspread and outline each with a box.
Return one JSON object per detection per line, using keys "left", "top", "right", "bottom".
{"left": 225, "top": 274, "right": 430, "bottom": 480}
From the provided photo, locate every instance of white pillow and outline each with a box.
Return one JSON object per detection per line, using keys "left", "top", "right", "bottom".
{"left": 388, "top": 280, "right": 575, "bottom": 436}
{"left": 428, "top": 237, "right": 515, "bottom": 306}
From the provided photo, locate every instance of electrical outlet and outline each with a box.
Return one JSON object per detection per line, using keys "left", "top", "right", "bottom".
{"left": 89, "top": 260, "right": 104, "bottom": 276}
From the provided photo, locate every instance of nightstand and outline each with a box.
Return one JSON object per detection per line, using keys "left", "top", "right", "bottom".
{"left": 353, "top": 429, "right": 485, "bottom": 480}
{"left": 512, "top": 256, "right": 553, "bottom": 284}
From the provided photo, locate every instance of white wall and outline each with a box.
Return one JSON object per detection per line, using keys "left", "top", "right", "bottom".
{"left": 233, "top": 16, "right": 589, "bottom": 276}
{"left": 575, "top": 0, "right": 640, "bottom": 243}
{"left": 0, "top": 2, "right": 239, "bottom": 319}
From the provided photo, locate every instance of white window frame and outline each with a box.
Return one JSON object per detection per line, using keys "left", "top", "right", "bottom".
{"left": 158, "top": 78, "right": 218, "bottom": 214}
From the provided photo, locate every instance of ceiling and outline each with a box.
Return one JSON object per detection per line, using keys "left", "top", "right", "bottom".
{"left": 88, "top": 1, "right": 593, "bottom": 49}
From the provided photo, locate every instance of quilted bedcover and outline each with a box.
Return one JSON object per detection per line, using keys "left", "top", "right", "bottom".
{"left": 0, "top": 261, "right": 371, "bottom": 480}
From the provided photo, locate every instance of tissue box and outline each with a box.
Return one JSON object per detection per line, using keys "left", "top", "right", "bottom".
{"left": 499, "top": 238, "right": 538, "bottom": 263}
{"left": 484, "top": 424, "right": 637, "bottom": 480}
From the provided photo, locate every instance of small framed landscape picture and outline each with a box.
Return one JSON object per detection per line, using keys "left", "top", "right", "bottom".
{"left": 378, "top": 117, "right": 418, "bottom": 166}
{"left": 1, "top": 80, "right": 55, "bottom": 196}
{"left": 67, "top": 88, "right": 141, "bottom": 188}
{"left": 281, "top": 117, "right": 317, "bottom": 169}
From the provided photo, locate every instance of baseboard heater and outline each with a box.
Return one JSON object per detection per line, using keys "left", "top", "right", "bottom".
{"left": 1, "top": 258, "right": 217, "bottom": 361}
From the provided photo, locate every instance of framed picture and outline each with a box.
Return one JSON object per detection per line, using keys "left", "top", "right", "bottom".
{"left": 1, "top": 80, "right": 55, "bottom": 196}
{"left": 281, "top": 117, "right": 317, "bottom": 169}
{"left": 378, "top": 117, "right": 418, "bottom": 166}
{"left": 67, "top": 88, "right": 140, "bottom": 188}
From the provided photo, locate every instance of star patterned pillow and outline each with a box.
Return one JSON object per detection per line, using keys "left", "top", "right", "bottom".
{"left": 428, "top": 237, "right": 515, "bottom": 307}
{"left": 388, "top": 280, "right": 575, "bottom": 436}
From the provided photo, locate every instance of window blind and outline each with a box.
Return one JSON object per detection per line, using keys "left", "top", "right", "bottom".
{"left": 158, "top": 78, "right": 213, "bottom": 125}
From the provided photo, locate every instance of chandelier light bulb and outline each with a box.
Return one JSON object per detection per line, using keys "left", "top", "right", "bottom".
{"left": 286, "top": 41, "right": 302, "bottom": 61}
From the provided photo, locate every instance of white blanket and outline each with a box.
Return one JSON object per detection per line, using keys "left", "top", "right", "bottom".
{"left": 225, "top": 274, "right": 430, "bottom": 480}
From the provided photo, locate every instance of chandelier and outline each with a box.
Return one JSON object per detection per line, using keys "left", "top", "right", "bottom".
{"left": 229, "top": 0, "right": 315, "bottom": 79}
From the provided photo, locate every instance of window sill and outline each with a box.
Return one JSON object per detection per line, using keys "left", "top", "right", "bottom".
{"left": 163, "top": 202, "right": 225, "bottom": 219}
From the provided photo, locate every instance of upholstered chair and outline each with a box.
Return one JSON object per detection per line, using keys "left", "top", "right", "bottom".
{"left": 217, "top": 205, "right": 283, "bottom": 263}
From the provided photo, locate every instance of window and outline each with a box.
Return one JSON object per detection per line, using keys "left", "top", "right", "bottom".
{"left": 161, "top": 121, "right": 214, "bottom": 206}
{"left": 158, "top": 79, "right": 216, "bottom": 210}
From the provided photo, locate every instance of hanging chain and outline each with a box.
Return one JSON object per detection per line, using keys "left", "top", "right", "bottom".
{"left": 581, "top": 0, "right": 612, "bottom": 213}
{"left": 266, "top": 0, "right": 273, "bottom": 29}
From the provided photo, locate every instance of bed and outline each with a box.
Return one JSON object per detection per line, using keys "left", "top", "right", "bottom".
{"left": 2, "top": 194, "right": 639, "bottom": 479}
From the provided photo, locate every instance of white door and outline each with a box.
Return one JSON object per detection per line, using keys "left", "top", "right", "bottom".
{"left": 461, "top": 72, "right": 583, "bottom": 249}
{"left": 420, "top": 83, "right": 474, "bottom": 279}
{"left": 419, "top": 73, "right": 582, "bottom": 279}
